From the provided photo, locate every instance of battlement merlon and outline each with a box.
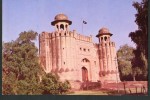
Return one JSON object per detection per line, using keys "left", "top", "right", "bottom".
{"left": 39, "top": 30, "right": 93, "bottom": 43}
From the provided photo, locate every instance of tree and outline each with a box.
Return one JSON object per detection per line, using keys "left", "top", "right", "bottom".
{"left": 39, "top": 73, "right": 71, "bottom": 95}
{"left": 2, "top": 30, "right": 71, "bottom": 95}
{"left": 2, "top": 30, "right": 43, "bottom": 94}
{"left": 117, "top": 44, "right": 135, "bottom": 81}
{"left": 129, "top": 0, "right": 148, "bottom": 80}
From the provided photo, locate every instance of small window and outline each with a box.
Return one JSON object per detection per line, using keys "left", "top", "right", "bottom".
{"left": 88, "top": 49, "right": 90, "bottom": 51}
{"left": 63, "top": 48, "right": 64, "bottom": 50}
{"left": 60, "top": 24, "right": 64, "bottom": 30}
{"left": 59, "top": 33, "right": 61, "bottom": 36}
{"left": 104, "top": 36, "right": 107, "bottom": 41}
{"left": 56, "top": 25, "right": 59, "bottom": 29}
{"left": 83, "top": 48, "right": 86, "bottom": 52}
{"left": 80, "top": 48, "right": 82, "bottom": 50}
{"left": 64, "top": 62, "right": 65, "bottom": 65}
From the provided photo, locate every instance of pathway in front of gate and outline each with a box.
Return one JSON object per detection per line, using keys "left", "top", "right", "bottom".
{"left": 67, "top": 81, "right": 148, "bottom": 95}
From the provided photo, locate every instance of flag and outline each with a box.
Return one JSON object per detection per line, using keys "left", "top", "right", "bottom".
{"left": 83, "top": 20, "right": 87, "bottom": 24}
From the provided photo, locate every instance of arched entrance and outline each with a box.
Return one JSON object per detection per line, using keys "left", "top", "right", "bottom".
{"left": 82, "top": 67, "right": 88, "bottom": 82}
{"left": 80, "top": 58, "right": 90, "bottom": 82}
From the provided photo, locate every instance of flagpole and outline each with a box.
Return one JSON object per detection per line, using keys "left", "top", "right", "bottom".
{"left": 82, "top": 18, "right": 83, "bottom": 33}
{"left": 82, "top": 21, "right": 83, "bottom": 33}
{"left": 82, "top": 19, "right": 87, "bottom": 33}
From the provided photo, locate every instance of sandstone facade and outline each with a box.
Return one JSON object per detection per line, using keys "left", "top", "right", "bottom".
{"left": 39, "top": 14, "right": 120, "bottom": 83}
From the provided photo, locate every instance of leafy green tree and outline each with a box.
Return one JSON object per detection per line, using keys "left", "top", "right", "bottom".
{"left": 117, "top": 44, "right": 135, "bottom": 81}
{"left": 59, "top": 80, "right": 71, "bottom": 94}
{"left": 2, "top": 30, "right": 71, "bottom": 95}
{"left": 2, "top": 30, "right": 43, "bottom": 95}
{"left": 131, "top": 48, "right": 147, "bottom": 81}
{"left": 129, "top": 0, "right": 148, "bottom": 80}
{"left": 39, "top": 73, "right": 71, "bottom": 95}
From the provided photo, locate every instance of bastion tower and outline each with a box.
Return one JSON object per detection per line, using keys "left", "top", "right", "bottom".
{"left": 39, "top": 14, "right": 120, "bottom": 85}
{"left": 96, "top": 28, "right": 120, "bottom": 83}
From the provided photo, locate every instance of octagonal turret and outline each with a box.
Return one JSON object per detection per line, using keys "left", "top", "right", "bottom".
{"left": 96, "top": 27, "right": 113, "bottom": 42}
{"left": 51, "top": 14, "right": 72, "bottom": 32}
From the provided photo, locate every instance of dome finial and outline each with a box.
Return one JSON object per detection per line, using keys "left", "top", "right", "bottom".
{"left": 51, "top": 13, "right": 72, "bottom": 26}
{"left": 96, "top": 27, "right": 113, "bottom": 37}
{"left": 54, "top": 13, "right": 68, "bottom": 21}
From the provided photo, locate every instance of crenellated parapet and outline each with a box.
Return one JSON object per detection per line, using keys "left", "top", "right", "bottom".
{"left": 40, "top": 30, "right": 93, "bottom": 43}
{"left": 75, "top": 33, "right": 92, "bottom": 42}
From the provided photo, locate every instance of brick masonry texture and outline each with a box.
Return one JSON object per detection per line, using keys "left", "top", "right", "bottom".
{"left": 39, "top": 14, "right": 120, "bottom": 86}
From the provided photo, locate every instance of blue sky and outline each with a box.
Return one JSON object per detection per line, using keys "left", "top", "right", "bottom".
{"left": 2, "top": 0, "right": 141, "bottom": 50}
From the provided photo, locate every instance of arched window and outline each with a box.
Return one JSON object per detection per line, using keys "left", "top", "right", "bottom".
{"left": 65, "top": 25, "right": 68, "bottom": 29}
{"left": 56, "top": 25, "right": 59, "bottom": 29}
{"left": 104, "top": 36, "right": 107, "bottom": 41}
{"left": 82, "top": 58, "right": 89, "bottom": 63}
{"left": 60, "top": 24, "right": 64, "bottom": 30}
{"left": 101, "top": 37, "right": 103, "bottom": 41}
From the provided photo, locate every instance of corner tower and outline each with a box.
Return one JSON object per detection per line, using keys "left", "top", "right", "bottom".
{"left": 96, "top": 27, "right": 112, "bottom": 42}
{"left": 96, "top": 27, "right": 120, "bottom": 83}
{"left": 51, "top": 14, "right": 72, "bottom": 32}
